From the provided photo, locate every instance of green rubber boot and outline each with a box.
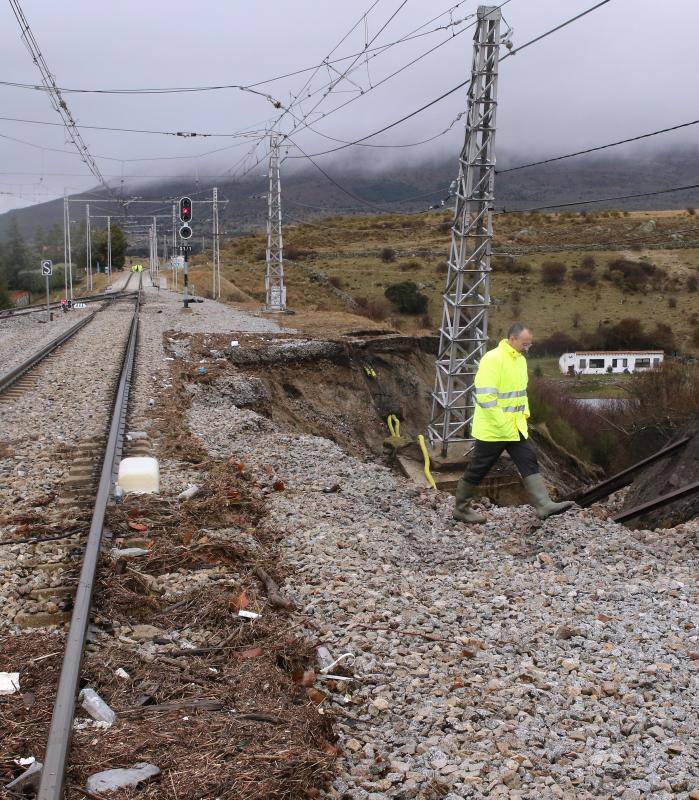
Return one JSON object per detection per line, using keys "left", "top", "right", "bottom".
{"left": 523, "top": 473, "right": 574, "bottom": 520}
{"left": 453, "top": 479, "right": 487, "bottom": 524}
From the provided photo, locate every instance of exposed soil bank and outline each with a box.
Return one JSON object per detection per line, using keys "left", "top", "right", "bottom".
{"left": 185, "top": 331, "right": 594, "bottom": 504}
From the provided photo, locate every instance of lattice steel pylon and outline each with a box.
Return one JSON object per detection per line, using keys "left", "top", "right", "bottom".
{"left": 265, "top": 133, "right": 287, "bottom": 311}
{"left": 428, "top": 5, "right": 502, "bottom": 457}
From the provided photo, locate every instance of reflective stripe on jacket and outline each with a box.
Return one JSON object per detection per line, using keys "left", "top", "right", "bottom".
{"left": 471, "top": 339, "right": 530, "bottom": 441}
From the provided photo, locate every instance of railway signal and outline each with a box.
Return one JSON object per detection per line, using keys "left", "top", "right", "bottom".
{"left": 179, "top": 196, "right": 192, "bottom": 223}
{"left": 179, "top": 224, "right": 193, "bottom": 240}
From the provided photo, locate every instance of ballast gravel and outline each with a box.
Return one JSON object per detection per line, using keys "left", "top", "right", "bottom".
{"left": 0, "top": 304, "right": 137, "bottom": 627}
{"left": 0, "top": 306, "right": 95, "bottom": 375}
{"left": 186, "top": 385, "right": 698, "bottom": 800}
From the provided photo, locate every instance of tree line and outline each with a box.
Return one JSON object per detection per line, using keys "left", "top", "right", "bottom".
{"left": 0, "top": 217, "right": 127, "bottom": 309}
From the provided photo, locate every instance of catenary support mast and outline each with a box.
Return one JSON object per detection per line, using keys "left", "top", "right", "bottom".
{"left": 85, "top": 204, "right": 92, "bottom": 291}
{"left": 212, "top": 187, "right": 221, "bottom": 299}
{"left": 428, "top": 5, "right": 501, "bottom": 456}
{"left": 265, "top": 133, "right": 286, "bottom": 311}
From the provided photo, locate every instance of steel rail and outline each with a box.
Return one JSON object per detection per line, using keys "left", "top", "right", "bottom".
{"left": 0, "top": 271, "right": 135, "bottom": 319}
{"left": 566, "top": 437, "right": 691, "bottom": 506}
{"left": 37, "top": 281, "right": 141, "bottom": 800}
{"left": 0, "top": 312, "right": 96, "bottom": 394}
{"left": 0, "top": 289, "right": 138, "bottom": 319}
{"left": 612, "top": 480, "right": 699, "bottom": 523}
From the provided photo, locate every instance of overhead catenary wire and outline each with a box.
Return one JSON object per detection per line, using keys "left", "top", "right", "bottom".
{"left": 285, "top": 0, "right": 611, "bottom": 160}
{"left": 0, "top": 1, "right": 472, "bottom": 96}
{"left": 498, "top": 118, "right": 699, "bottom": 174}
{"left": 6, "top": 0, "right": 115, "bottom": 198}
{"left": 227, "top": 2, "right": 493, "bottom": 181}
{"left": 501, "top": 182, "right": 699, "bottom": 213}
{"left": 0, "top": 114, "right": 268, "bottom": 140}
{"left": 282, "top": 135, "right": 393, "bottom": 213}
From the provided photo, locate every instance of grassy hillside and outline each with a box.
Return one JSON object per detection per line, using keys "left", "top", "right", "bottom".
{"left": 184, "top": 207, "right": 699, "bottom": 355}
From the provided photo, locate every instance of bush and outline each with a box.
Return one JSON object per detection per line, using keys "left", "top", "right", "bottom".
{"left": 687, "top": 275, "right": 698, "bottom": 292}
{"left": 284, "top": 245, "right": 315, "bottom": 261}
{"left": 435, "top": 260, "right": 449, "bottom": 275}
{"left": 688, "top": 207, "right": 696, "bottom": 216}
{"left": 510, "top": 260, "right": 532, "bottom": 275}
{"left": 590, "top": 317, "right": 676, "bottom": 352}
{"left": 571, "top": 268, "right": 596, "bottom": 286}
{"left": 380, "top": 247, "right": 396, "bottom": 263}
{"left": 605, "top": 258, "right": 663, "bottom": 291}
{"left": 438, "top": 220, "right": 452, "bottom": 234}
{"left": 384, "top": 281, "right": 428, "bottom": 314}
{"left": 328, "top": 275, "right": 344, "bottom": 289}
{"left": 581, "top": 255, "right": 596, "bottom": 269}
{"left": 668, "top": 296, "right": 678, "bottom": 309}
{"left": 355, "top": 296, "right": 389, "bottom": 321}
{"left": 629, "top": 361, "right": 699, "bottom": 420}
{"left": 255, "top": 250, "right": 266, "bottom": 261}
{"left": 398, "top": 260, "right": 421, "bottom": 272}
{"left": 536, "top": 331, "right": 581, "bottom": 356}
{"left": 693, "top": 328, "right": 699, "bottom": 347}
{"left": 493, "top": 256, "right": 531, "bottom": 275}
{"left": 541, "top": 261, "right": 567, "bottom": 285}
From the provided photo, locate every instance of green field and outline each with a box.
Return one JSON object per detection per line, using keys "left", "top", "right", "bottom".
{"left": 185, "top": 209, "right": 699, "bottom": 354}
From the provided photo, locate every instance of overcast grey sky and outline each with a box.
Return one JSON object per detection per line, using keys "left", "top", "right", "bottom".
{"left": 1, "top": 0, "right": 698, "bottom": 214}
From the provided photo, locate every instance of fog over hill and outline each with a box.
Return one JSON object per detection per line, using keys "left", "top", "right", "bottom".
{"left": 1, "top": 146, "right": 698, "bottom": 242}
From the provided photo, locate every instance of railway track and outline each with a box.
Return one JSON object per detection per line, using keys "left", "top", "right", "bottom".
{"left": 0, "top": 281, "right": 138, "bottom": 403}
{"left": 0, "top": 278, "right": 144, "bottom": 796}
{"left": 0, "top": 313, "right": 96, "bottom": 401}
{"left": 34, "top": 283, "right": 141, "bottom": 799}
{"left": 0, "top": 271, "right": 135, "bottom": 320}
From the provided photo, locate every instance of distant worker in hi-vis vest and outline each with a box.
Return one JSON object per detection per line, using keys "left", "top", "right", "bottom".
{"left": 453, "top": 323, "right": 574, "bottom": 524}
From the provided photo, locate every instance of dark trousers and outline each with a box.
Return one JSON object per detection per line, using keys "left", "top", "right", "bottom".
{"left": 462, "top": 434, "right": 539, "bottom": 485}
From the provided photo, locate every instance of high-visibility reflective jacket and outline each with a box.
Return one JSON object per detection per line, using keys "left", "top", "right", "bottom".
{"left": 471, "top": 339, "right": 530, "bottom": 441}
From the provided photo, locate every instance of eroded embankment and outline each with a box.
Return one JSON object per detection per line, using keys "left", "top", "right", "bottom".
{"left": 183, "top": 333, "right": 698, "bottom": 800}
{"left": 180, "top": 330, "right": 595, "bottom": 502}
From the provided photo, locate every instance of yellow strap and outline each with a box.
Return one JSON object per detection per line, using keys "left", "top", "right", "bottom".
{"left": 387, "top": 414, "right": 400, "bottom": 438}
{"left": 417, "top": 434, "right": 437, "bottom": 490}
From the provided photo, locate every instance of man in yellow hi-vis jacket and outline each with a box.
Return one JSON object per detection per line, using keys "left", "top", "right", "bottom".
{"left": 454, "top": 323, "right": 574, "bottom": 524}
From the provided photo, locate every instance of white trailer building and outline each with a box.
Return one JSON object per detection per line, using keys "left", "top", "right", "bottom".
{"left": 559, "top": 350, "right": 664, "bottom": 376}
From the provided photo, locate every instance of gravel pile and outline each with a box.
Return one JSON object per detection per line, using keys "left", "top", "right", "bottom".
{"left": 187, "top": 379, "right": 698, "bottom": 800}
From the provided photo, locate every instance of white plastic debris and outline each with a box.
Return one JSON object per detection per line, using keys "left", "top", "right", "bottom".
{"left": 230, "top": 340, "right": 240, "bottom": 347}
{"left": 110, "top": 547, "right": 150, "bottom": 559}
{"left": 126, "top": 431, "right": 149, "bottom": 441}
{"left": 14, "top": 757, "right": 35, "bottom": 767}
{"left": 320, "top": 652, "right": 355, "bottom": 674}
{"left": 86, "top": 763, "right": 160, "bottom": 794}
{"left": 114, "top": 668, "right": 130, "bottom": 680}
{"left": 117, "top": 456, "right": 160, "bottom": 494}
{"left": 316, "top": 646, "right": 334, "bottom": 672}
{"left": 0, "top": 672, "right": 20, "bottom": 695}
{"left": 237, "top": 610, "right": 260, "bottom": 619}
{"left": 5, "top": 761, "right": 42, "bottom": 792}
{"left": 177, "top": 484, "right": 201, "bottom": 500}
{"left": 80, "top": 687, "right": 116, "bottom": 726}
